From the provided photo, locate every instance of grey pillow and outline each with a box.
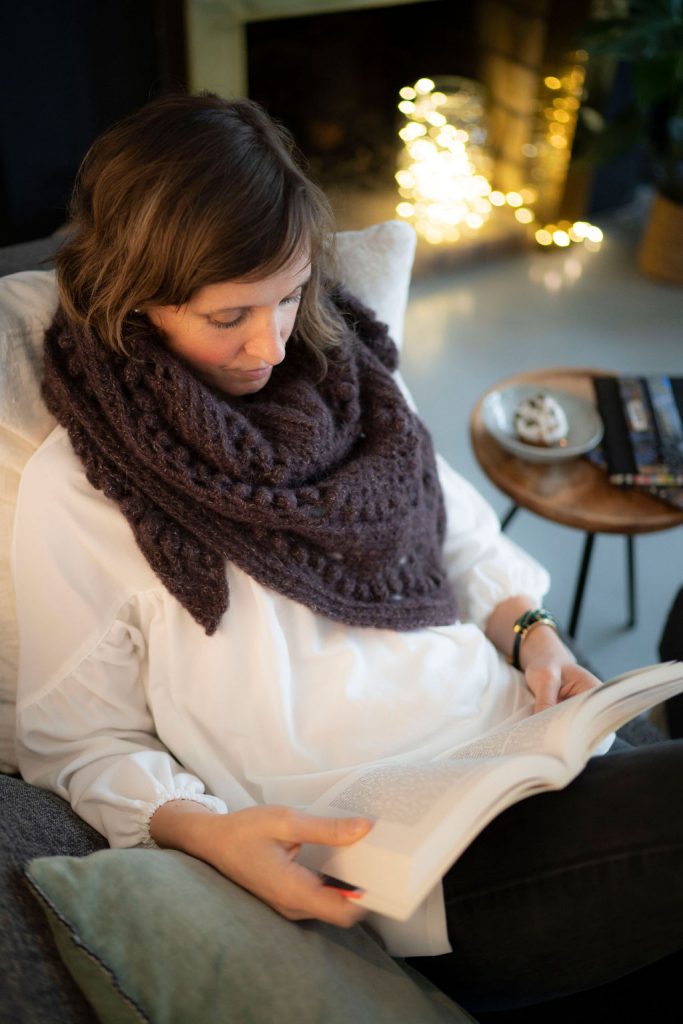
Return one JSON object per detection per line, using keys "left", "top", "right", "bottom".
{"left": 25, "top": 848, "right": 475, "bottom": 1024}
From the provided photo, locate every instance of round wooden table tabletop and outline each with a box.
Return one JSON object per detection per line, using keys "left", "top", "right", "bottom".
{"left": 469, "top": 367, "right": 683, "bottom": 536}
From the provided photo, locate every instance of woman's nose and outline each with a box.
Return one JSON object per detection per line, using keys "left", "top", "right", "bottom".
{"left": 244, "top": 314, "right": 287, "bottom": 366}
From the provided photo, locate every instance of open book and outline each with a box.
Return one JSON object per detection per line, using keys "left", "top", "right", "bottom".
{"left": 299, "top": 662, "right": 683, "bottom": 925}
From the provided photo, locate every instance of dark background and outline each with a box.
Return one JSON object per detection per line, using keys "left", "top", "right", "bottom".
{"left": 0, "top": 0, "right": 186, "bottom": 245}
{"left": 248, "top": 1, "right": 479, "bottom": 193}
{"left": 0, "top": 0, "right": 642, "bottom": 247}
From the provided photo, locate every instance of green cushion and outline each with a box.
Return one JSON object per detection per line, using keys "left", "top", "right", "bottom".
{"left": 25, "top": 849, "right": 475, "bottom": 1024}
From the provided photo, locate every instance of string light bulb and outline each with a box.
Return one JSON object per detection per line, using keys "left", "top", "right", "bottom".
{"left": 395, "top": 76, "right": 493, "bottom": 243}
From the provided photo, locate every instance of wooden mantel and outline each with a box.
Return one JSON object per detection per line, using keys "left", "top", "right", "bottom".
{"left": 185, "top": 0, "right": 437, "bottom": 97}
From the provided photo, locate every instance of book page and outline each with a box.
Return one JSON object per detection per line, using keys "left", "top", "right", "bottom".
{"left": 313, "top": 661, "right": 683, "bottom": 829}
{"left": 328, "top": 758, "right": 488, "bottom": 826}
{"left": 437, "top": 698, "right": 585, "bottom": 765}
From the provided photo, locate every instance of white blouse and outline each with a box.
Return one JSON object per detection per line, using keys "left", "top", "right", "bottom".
{"left": 13, "top": 424, "right": 549, "bottom": 955}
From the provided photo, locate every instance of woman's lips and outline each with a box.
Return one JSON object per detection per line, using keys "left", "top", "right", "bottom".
{"left": 221, "top": 366, "right": 272, "bottom": 381}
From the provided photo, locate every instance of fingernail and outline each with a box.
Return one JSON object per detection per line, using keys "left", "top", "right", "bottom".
{"left": 327, "top": 886, "right": 364, "bottom": 898}
{"left": 348, "top": 818, "right": 371, "bottom": 834}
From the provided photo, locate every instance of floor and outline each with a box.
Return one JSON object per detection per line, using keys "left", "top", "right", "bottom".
{"left": 399, "top": 198, "right": 683, "bottom": 682}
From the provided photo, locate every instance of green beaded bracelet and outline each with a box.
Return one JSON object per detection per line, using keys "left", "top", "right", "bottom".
{"left": 510, "top": 608, "right": 558, "bottom": 671}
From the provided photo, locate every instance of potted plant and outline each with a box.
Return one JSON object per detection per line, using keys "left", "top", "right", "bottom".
{"left": 581, "top": 0, "right": 683, "bottom": 283}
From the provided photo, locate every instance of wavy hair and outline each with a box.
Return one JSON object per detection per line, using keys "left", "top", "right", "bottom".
{"left": 55, "top": 92, "right": 343, "bottom": 363}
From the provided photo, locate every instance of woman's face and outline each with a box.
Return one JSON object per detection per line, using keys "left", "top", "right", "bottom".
{"left": 145, "top": 252, "right": 311, "bottom": 396}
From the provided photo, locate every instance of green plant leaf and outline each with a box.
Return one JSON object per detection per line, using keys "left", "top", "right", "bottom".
{"left": 578, "top": 1, "right": 683, "bottom": 196}
{"left": 572, "top": 106, "right": 644, "bottom": 166}
{"left": 633, "top": 56, "right": 680, "bottom": 106}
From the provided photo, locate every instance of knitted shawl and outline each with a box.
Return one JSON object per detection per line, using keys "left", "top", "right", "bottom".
{"left": 42, "top": 288, "right": 458, "bottom": 635}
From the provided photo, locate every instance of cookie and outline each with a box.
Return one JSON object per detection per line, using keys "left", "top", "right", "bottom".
{"left": 513, "top": 392, "right": 568, "bottom": 447}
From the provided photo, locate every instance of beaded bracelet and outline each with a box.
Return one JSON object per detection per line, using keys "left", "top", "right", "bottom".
{"left": 510, "top": 608, "right": 558, "bottom": 671}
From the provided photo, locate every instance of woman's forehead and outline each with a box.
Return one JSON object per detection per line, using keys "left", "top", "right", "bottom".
{"left": 191, "top": 252, "right": 311, "bottom": 311}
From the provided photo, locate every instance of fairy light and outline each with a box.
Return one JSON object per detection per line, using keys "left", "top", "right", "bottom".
{"left": 394, "top": 64, "right": 604, "bottom": 252}
{"left": 504, "top": 52, "right": 604, "bottom": 251}
{"left": 415, "top": 77, "right": 436, "bottom": 94}
{"left": 399, "top": 122, "right": 427, "bottom": 142}
{"left": 552, "top": 230, "right": 571, "bottom": 247}
{"left": 395, "top": 76, "right": 493, "bottom": 243}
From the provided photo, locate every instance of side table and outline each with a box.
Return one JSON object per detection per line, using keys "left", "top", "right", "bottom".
{"left": 469, "top": 367, "right": 683, "bottom": 638}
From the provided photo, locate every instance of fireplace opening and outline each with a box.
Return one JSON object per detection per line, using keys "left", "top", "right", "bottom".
{"left": 248, "top": 1, "right": 479, "bottom": 207}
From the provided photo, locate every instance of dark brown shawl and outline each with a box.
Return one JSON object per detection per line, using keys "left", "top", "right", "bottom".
{"left": 42, "top": 288, "right": 457, "bottom": 634}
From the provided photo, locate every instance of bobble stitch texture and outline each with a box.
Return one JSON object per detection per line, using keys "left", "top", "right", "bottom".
{"left": 42, "top": 287, "right": 458, "bottom": 634}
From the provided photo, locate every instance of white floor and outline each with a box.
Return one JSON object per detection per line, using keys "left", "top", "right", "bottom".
{"left": 400, "top": 201, "right": 683, "bottom": 680}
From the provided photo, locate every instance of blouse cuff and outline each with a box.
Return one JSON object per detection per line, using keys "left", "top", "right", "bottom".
{"left": 141, "top": 791, "right": 228, "bottom": 848}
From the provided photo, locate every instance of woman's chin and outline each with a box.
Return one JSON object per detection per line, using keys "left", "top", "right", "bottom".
{"left": 202, "top": 367, "right": 273, "bottom": 396}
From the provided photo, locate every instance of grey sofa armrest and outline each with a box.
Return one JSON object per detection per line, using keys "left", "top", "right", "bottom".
{"left": 0, "top": 774, "right": 106, "bottom": 1024}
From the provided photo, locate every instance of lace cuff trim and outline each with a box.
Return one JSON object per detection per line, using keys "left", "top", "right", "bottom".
{"left": 141, "top": 792, "right": 227, "bottom": 848}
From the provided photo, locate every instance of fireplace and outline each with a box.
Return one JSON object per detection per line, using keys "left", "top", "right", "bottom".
{"left": 185, "top": 0, "right": 594, "bottom": 271}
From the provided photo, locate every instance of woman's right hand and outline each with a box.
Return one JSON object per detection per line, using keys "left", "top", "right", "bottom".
{"left": 150, "top": 800, "right": 374, "bottom": 927}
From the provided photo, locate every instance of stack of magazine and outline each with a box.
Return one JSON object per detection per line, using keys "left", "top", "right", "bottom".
{"left": 590, "top": 375, "right": 683, "bottom": 510}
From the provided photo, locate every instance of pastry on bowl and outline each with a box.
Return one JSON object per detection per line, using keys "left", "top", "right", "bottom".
{"left": 513, "top": 392, "right": 569, "bottom": 447}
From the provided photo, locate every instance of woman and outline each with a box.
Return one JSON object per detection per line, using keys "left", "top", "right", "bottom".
{"left": 13, "top": 93, "right": 682, "bottom": 1019}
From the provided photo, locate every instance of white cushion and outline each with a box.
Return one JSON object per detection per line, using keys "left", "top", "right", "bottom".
{"left": 0, "top": 220, "right": 416, "bottom": 773}
{"left": 0, "top": 271, "right": 59, "bottom": 772}
{"left": 335, "top": 220, "right": 415, "bottom": 350}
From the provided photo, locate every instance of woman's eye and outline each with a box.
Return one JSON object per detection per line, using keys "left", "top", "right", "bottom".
{"left": 209, "top": 291, "right": 300, "bottom": 329}
{"left": 210, "top": 313, "right": 245, "bottom": 330}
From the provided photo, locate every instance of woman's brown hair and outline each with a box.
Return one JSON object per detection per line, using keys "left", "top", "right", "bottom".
{"left": 55, "top": 92, "right": 343, "bottom": 361}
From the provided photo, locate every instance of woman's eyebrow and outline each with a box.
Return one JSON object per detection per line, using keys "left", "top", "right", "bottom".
{"left": 203, "top": 275, "right": 312, "bottom": 315}
{"left": 202, "top": 304, "right": 247, "bottom": 315}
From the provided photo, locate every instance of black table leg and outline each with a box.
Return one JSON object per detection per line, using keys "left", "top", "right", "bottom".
{"left": 627, "top": 535, "right": 636, "bottom": 628}
{"left": 499, "top": 514, "right": 636, "bottom": 636}
{"left": 500, "top": 504, "right": 518, "bottom": 532}
{"left": 568, "top": 532, "right": 595, "bottom": 639}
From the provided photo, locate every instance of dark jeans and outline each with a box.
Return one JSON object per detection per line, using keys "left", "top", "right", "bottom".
{"left": 406, "top": 739, "right": 683, "bottom": 1022}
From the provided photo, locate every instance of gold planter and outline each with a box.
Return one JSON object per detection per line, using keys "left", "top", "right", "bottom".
{"left": 639, "top": 192, "right": 683, "bottom": 285}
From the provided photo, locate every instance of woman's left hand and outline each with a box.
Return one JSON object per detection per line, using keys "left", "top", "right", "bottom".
{"left": 521, "top": 625, "right": 602, "bottom": 714}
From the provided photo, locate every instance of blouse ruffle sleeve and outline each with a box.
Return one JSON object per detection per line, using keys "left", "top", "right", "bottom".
{"left": 13, "top": 428, "right": 227, "bottom": 848}
{"left": 15, "top": 614, "right": 228, "bottom": 848}
{"left": 436, "top": 453, "right": 550, "bottom": 630}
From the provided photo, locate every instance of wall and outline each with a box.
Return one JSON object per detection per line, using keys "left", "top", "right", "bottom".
{"left": 0, "top": 0, "right": 185, "bottom": 245}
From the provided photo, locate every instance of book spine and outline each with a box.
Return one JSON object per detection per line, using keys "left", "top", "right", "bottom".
{"left": 617, "top": 377, "right": 667, "bottom": 483}
{"left": 593, "top": 376, "right": 637, "bottom": 481}
{"left": 647, "top": 376, "right": 683, "bottom": 482}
